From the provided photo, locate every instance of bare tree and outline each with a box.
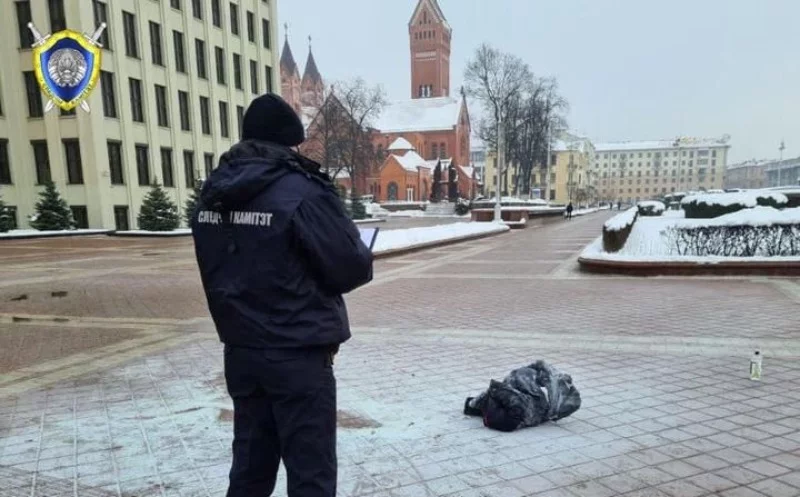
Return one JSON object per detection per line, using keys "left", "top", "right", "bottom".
{"left": 336, "top": 78, "right": 386, "bottom": 196}
{"left": 302, "top": 86, "right": 350, "bottom": 179}
{"left": 465, "top": 44, "right": 532, "bottom": 200}
{"left": 303, "top": 79, "right": 386, "bottom": 195}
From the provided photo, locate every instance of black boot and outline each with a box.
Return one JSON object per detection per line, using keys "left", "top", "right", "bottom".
{"left": 463, "top": 397, "right": 482, "bottom": 417}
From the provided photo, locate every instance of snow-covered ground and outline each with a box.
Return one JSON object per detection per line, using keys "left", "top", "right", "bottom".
{"left": 0, "top": 229, "right": 110, "bottom": 239}
{"left": 113, "top": 229, "right": 192, "bottom": 236}
{"left": 373, "top": 222, "right": 509, "bottom": 254}
{"left": 571, "top": 207, "right": 600, "bottom": 217}
{"left": 584, "top": 207, "right": 800, "bottom": 263}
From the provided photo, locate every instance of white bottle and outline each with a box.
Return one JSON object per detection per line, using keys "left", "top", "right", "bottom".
{"left": 750, "top": 350, "right": 763, "bottom": 381}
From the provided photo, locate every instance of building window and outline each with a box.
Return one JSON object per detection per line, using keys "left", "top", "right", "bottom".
{"left": 63, "top": 139, "right": 83, "bottom": 184}
{"left": 230, "top": 3, "right": 240, "bottom": 35}
{"left": 236, "top": 105, "right": 244, "bottom": 138}
{"left": 211, "top": 0, "right": 221, "bottom": 27}
{"left": 219, "top": 101, "right": 229, "bottom": 138}
{"left": 70, "top": 206, "right": 89, "bottom": 229}
{"left": 92, "top": 1, "right": 111, "bottom": 49}
{"left": 440, "top": 143, "right": 447, "bottom": 159}
{"left": 122, "top": 11, "right": 139, "bottom": 58}
{"left": 129, "top": 78, "right": 144, "bottom": 122}
{"left": 265, "top": 65, "right": 273, "bottom": 93}
{"left": 100, "top": 71, "right": 117, "bottom": 118}
{"left": 135, "top": 144, "right": 150, "bottom": 186}
{"left": 191, "top": 0, "right": 202, "bottom": 19}
{"left": 149, "top": 22, "right": 163, "bottom": 66}
{"left": 247, "top": 11, "right": 255, "bottom": 43}
{"left": 249, "top": 60, "right": 259, "bottom": 93}
{"left": 107, "top": 141, "right": 123, "bottom": 185}
{"left": 16, "top": 1, "right": 34, "bottom": 47}
{"left": 233, "top": 53, "right": 243, "bottom": 90}
{"left": 0, "top": 140, "right": 10, "bottom": 185}
{"left": 215, "top": 47, "right": 226, "bottom": 85}
{"left": 161, "top": 148, "right": 174, "bottom": 187}
{"left": 154, "top": 84, "right": 169, "bottom": 127}
{"left": 24, "top": 71, "right": 43, "bottom": 117}
{"left": 178, "top": 90, "right": 191, "bottom": 131}
{"left": 199, "top": 96, "right": 211, "bottom": 135}
{"left": 31, "top": 140, "right": 51, "bottom": 184}
{"left": 204, "top": 153, "right": 214, "bottom": 178}
{"left": 431, "top": 143, "right": 438, "bottom": 160}
{"left": 173, "top": 31, "right": 186, "bottom": 73}
{"left": 114, "top": 206, "right": 129, "bottom": 231}
{"left": 262, "top": 19, "right": 271, "bottom": 49}
{"left": 195, "top": 39, "right": 208, "bottom": 79}
{"left": 48, "top": 0, "right": 66, "bottom": 32}
{"left": 170, "top": 0, "right": 181, "bottom": 10}
{"left": 184, "top": 150, "right": 196, "bottom": 187}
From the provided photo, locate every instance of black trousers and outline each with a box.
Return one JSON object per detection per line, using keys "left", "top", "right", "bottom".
{"left": 224, "top": 345, "right": 337, "bottom": 497}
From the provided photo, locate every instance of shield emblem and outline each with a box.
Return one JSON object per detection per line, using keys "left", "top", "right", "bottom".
{"left": 32, "top": 29, "right": 101, "bottom": 112}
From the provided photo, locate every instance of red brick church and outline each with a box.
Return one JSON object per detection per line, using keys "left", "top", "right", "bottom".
{"left": 281, "top": 0, "right": 474, "bottom": 202}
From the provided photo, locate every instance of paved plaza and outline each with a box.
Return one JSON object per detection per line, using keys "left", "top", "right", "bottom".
{"left": 2, "top": 214, "right": 800, "bottom": 497}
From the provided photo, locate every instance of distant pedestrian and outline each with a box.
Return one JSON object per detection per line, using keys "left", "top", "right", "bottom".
{"left": 566, "top": 202, "right": 574, "bottom": 220}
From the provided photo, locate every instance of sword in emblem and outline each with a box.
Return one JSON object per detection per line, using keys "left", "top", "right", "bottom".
{"left": 83, "top": 22, "right": 107, "bottom": 48}
{"left": 27, "top": 22, "right": 50, "bottom": 48}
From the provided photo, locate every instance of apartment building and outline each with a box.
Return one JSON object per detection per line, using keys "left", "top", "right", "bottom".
{"left": 592, "top": 136, "right": 731, "bottom": 204}
{"left": 0, "top": 0, "right": 279, "bottom": 230}
{"left": 724, "top": 159, "right": 769, "bottom": 190}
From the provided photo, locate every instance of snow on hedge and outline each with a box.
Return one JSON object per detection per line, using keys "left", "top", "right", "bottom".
{"left": 373, "top": 222, "right": 508, "bottom": 253}
{"left": 681, "top": 190, "right": 788, "bottom": 207}
{"left": 638, "top": 201, "right": 665, "bottom": 210}
{"left": 584, "top": 207, "right": 800, "bottom": 261}
{"left": 604, "top": 207, "right": 638, "bottom": 232}
{"left": 0, "top": 229, "right": 109, "bottom": 239}
{"left": 696, "top": 206, "right": 800, "bottom": 227}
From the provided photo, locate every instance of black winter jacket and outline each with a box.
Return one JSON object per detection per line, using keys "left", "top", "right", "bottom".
{"left": 192, "top": 140, "right": 373, "bottom": 350}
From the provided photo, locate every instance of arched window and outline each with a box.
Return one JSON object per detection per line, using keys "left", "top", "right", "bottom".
{"left": 440, "top": 142, "right": 447, "bottom": 158}
{"left": 431, "top": 143, "right": 439, "bottom": 160}
{"left": 387, "top": 182, "right": 399, "bottom": 201}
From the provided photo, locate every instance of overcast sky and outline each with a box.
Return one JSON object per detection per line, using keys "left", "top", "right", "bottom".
{"left": 279, "top": 0, "right": 800, "bottom": 163}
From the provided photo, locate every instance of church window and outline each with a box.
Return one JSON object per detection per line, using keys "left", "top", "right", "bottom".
{"left": 431, "top": 143, "right": 439, "bottom": 160}
{"left": 440, "top": 143, "right": 446, "bottom": 158}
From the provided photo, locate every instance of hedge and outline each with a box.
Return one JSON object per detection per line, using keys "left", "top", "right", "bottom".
{"left": 666, "top": 224, "right": 800, "bottom": 257}
{"left": 603, "top": 207, "right": 638, "bottom": 252}
{"left": 682, "top": 191, "right": 788, "bottom": 219}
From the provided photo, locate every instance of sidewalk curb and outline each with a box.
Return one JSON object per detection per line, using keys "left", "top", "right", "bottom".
{"left": 0, "top": 230, "right": 112, "bottom": 241}
{"left": 373, "top": 228, "right": 510, "bottom": 259}
{"left": 578, "top": 256, "right": 800, "bottom": 276}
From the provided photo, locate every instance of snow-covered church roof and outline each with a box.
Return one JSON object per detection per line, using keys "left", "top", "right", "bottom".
{"left": 375, "top": 97, "right": 462, "bottom": 133}
{"left": 393, "top": 150, "right": 433, "bottom": 172}
{"left": 388, "top": 137, "right": 415, "bottom": 151}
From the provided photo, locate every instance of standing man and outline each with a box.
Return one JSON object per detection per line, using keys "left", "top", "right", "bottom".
{"left": 192, "top": 94, "right": 374, "bottom": 497}
{"left": 566, "top": 202, "right": 574, "bottom": 220}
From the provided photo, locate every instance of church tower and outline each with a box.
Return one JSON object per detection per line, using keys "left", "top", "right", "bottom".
{"left": 301, "top": 38, "right": 324, "bottom": 109}
{"left": 409, "top": 0, "right": 451, "bottom": 99}
{"left": 280, "top": 28, "right": 302, "bottom": 114}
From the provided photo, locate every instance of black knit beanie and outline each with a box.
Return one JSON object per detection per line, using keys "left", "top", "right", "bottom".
{"left": 241, "top": 94, "right": 305, "bottom": 146}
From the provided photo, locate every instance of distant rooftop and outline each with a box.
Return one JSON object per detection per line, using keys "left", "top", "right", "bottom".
{"left": 375, "top": 96, "right": 462, "bottom": 133}
{"left": 595, "top": 136, "right": 731, "bottom": 152}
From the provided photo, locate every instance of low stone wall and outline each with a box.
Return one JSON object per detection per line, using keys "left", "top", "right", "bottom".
{"left": 578, "top": 257, "right": 800, "bottom": 277}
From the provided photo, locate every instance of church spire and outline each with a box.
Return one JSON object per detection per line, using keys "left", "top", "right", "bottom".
{"left": 302, "top": 36, "right": 322, "bottom": 87}
{"left": 280, "top": 23, "right": 299, "bottom": 77}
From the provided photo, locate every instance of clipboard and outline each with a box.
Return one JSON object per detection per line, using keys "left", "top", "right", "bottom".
{"left": 358, "top": 227, "right": 380, "bottom": 251}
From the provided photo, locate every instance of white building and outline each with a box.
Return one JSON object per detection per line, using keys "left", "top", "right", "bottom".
{"left": 0, "top": 0, "right": 280, "bottom": 230}
{"left": 592, "top": 136, "right": 731, "bottom": 203}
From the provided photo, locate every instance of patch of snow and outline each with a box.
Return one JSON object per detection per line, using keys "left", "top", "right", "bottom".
{"left": 583, "top": 208, "right": 800, "bottom": 262}
{"left": 638, "top": 201, "right": 665, "bottom": 210}
{"left": 387, "top": 210, "right": 427, "bottom": 218}
{"left": 0, "top": 229, "right": 109, "bottom": 239}
{"left": 114, "top": 229, "right": 192, "bottom": 236}
{"left": 392, "top": 150, "right": 432, "bottom": 172}
{"left": 604, "top": 208, "right": 638, "bottom": 232}
{"left": 681, "top": 190, "right": 788, "bottom": 208}
{"left": 387, "top": 137, "right": 415, "bottom": 151}
{"left": 373, "top": 222, "right": 509, "bottom": 254}
{"left": 572, "top": 208, "right": 599, "bottom": 217}
{"left": 375, "top": 97, "right": 462, "bottom": 133}
{"left": 662, "top": 210, "right": 686, "bottom": 218}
